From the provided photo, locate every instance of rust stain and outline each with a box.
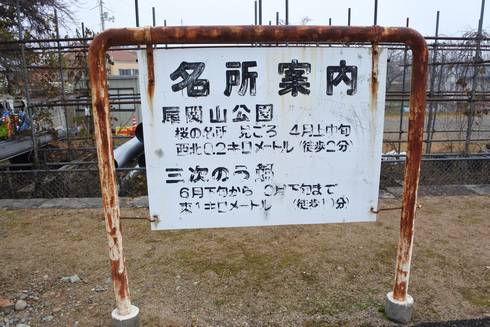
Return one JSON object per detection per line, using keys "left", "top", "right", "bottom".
{"left": 146, "top": 45, "right": 155, "bottom": 110}
{"left": 369, "top": 41, "right": 380, "bottom": 153}
{"left": 88, "top": 29, "right": 131, "bottom": 315}
{"left": 88, "top": 24, "right": 428, "bottom": 310}
{"left": 111, "top": 259, "right": 130, "bottom": 314}
{"left": 370, "top": 42, "right": 379, "bottom": 110}
{"left": 391, "top": 29, "right": 428, "bottom": 302}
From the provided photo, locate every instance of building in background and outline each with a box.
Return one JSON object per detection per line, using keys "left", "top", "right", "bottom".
{"left": 107, "top": 50, "right": 138, "bottom": 76}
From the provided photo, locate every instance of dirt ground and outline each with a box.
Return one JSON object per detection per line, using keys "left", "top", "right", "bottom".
{"left": 0, "top": 195, "right": 489, "bottom": 326}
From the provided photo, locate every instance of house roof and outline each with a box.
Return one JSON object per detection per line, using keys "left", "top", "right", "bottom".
{"left": 108, "top": 50, "right": 137, "bottom": 62}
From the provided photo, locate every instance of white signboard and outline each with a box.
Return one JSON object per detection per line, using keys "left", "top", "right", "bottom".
{"left": 138, "top": 47, "right": 387, "bottom": 230}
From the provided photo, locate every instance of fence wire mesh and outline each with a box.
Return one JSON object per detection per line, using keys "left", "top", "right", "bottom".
{"left": 1, "top": 2, "right": 490, "bottom": 199}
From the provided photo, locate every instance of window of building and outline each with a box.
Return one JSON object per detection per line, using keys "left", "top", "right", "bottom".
{"left": 118, "top": 69, "right": 139, "bottom": 76}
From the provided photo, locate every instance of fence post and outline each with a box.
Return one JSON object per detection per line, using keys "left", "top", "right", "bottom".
{"left": 464, "top": 0, "right": 486, "bottom": 154}
{"left": 429, "top": 46, "right": 446, "bottom": 145}
{"left": 285, "top": 0, "right": 289, "bottom": 25}
{"left": 397, "top": 18, "right": 410, "bottom": 153}
{"left": 15, "top": 0, "right": 39, "bottom": 168}
{"left": 426, "top": 11, "right": 440, "bottom": 154}
{"left": 134, "top": 0, "right": 140, "bottom": 27}
{"left": 81, "top": 22, "right": 93, "bottom": 135}
{"left": 54, "top": 9, "right": 72, "bottom": 161}
{"left": 259, "top": 0, "right": 263, "bottom": 25}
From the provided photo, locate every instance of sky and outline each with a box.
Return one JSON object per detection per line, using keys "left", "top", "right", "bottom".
{"left": 68, "top": 0, "right": 488, "bottom": 37}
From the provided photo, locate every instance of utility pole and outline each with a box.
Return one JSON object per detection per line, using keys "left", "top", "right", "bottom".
{"left": 99, "top": 0, "right": 105, "bottom": 31}
{"left": 98, "top": 0, "right": 114, "bottom": 32}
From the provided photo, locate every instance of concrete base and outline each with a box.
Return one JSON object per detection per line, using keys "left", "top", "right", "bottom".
{"left": 111, "top": 305, "right": 140, "bottom": 327}
{"left": 385, "top": 291, "right": 413, "bottom": 324}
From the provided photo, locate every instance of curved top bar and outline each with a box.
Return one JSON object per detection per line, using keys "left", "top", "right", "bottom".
{"left": 89, "top": 25, "right": 427, "bottom": 55}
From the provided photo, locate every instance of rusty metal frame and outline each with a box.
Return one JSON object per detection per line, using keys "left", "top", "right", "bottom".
{"left": 88, "top": 25, "right": 428, "bottom": 316}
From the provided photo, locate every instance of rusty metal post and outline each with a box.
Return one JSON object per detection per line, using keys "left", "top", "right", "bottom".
{"left": 88, "top": 33, "right": 139, "bottom": 327}
{"left": 386, "top": 29, "right": 428, "bottom": 324}
{"left": 88, "top": 25, "right": 427, "bottom": 325}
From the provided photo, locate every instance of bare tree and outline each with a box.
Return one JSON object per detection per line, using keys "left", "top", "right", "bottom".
{"left": 0, "top": 0, "right": 73, "bottom": 94}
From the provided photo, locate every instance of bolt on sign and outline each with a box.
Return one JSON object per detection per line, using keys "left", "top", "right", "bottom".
{"left": 138, "top": 47, "right": 387, "bottom": 230}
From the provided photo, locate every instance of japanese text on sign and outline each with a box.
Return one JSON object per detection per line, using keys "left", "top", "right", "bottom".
{"left": 138, "top": 47, "right": 387, "bottom": 230}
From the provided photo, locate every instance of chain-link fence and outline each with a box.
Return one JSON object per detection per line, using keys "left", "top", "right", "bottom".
{"left": 0, "top": 167, "right": 147, "bottom": 199}
{"left": 0, "top": 156, "right": 488, "bottom": 199}
{"left": 1, "top": 1, "right": 490, "bottom": 199}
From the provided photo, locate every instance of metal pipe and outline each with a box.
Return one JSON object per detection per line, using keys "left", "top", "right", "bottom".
{"left": 152, "top": 7, "right": 156, "bottom": 27}
{"left": 348, "top": 8, "right": 351, "bottom": 26}
{"left": 374, "top": 0, "right": 378, "bottom": 25}
{"left": 114, "top": 136, "right": 144, "bottom": 168}
{"left": 276, "top": 11, "right": 279, "bottom": 25}
{"left": 254, "top": 1, "right": 258, "bottom": 25}
{"left": 0, "top": 133, "right": 58, "bottom": 161}
{"left": 88, "top": 25, "right": 428, "bottom": 309}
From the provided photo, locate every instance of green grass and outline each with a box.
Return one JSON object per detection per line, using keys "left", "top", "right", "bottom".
{"left": 460, "top": 287, "right": 490, "bottom": 307}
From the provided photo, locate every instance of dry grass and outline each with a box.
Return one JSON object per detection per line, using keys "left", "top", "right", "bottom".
{"left": 0, "top": 196, "right": 489, "bottom": 326}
